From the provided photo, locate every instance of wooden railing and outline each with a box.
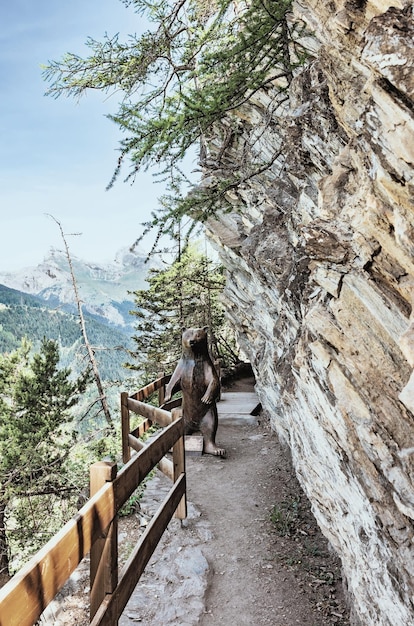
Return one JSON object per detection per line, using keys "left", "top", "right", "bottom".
{"left": 0, "top": 375, "right": 186, "bottom": 626}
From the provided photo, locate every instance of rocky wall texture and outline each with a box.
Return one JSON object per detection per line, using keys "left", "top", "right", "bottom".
{"left": 204, "top": 2, "right": 414, "bottom": 624}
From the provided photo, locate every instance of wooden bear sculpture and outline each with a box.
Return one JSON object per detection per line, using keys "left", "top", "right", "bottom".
{"left": 164, "top": 327, "right": 226, "bottom": 457}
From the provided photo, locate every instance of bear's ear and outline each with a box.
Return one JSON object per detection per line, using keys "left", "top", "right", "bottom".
{"left": 181, "top": 326, "right": 186, "bottom": 333}
{"left": 203, "top": 326, "right": 209, "bottom": 332}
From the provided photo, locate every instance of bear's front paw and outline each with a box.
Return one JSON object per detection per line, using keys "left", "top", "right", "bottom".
{"left": 201, "top": 392, "right": 212, "bottom": 404}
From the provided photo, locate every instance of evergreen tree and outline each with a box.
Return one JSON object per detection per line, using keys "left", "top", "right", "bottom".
{"left": 127, "top": 242, "right": 239, "bottom": 378}
{"left": 0, "top": 339, "right": 88, "bottom": 575}
{"left": 43, "top": 0, "right": 306, "bottom": 242}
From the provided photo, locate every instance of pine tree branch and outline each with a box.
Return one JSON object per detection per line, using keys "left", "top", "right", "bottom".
{"left": 43, "top": 0, "right": 309, "bottom": 245}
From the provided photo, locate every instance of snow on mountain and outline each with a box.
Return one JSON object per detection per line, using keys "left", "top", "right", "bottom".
{"left": 0, "top": 246, "right": 153, "bottom": 331}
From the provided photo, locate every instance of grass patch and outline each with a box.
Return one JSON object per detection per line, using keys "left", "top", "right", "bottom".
{"left": 270, "top": 498, "right": 300, "bottom": 536}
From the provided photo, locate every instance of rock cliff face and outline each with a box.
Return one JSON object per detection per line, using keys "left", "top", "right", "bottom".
{"left": 204, "top": 2, "right": 414, "bottom": 624}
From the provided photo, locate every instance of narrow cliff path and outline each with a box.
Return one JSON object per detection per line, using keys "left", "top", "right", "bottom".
{"left": 120, "top": 377, "right": 351, "bottom": 626}
{"left": 40, "top": 377, "right": 352, "bottom": 625}
{"left": 188, "top": 378, "right": 349, "bottom": 626}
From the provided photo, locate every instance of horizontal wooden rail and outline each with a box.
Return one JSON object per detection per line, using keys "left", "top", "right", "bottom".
{"left": 129, "top": 374, "right": 171, "bottom": 402}
{"left": 130, "top": 418, "right": 153, "bottom": 440}
{"left": 0, "top": 417, "right": 185, "bottom": 626}
{"left": 160, "top": 397, "right": 182, "bottom": 411}
{"left": 127, "top": 397, "right": 172, "bottom": 427}
{"left": 0, "top": 483, "right": 115, "bottom": 626}
{"left": 115, "top": 419, "right": 182, "bottom": 509}
{"left": 90, "top": 473, "right": 186, "bottom": 626}
{"left": 128, "top": 433, "right": 174, "bottom": 480}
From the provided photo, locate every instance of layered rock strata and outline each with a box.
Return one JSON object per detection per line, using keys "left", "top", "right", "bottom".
{"left": 205, "top": 2, "right": 414, "bottom": 624}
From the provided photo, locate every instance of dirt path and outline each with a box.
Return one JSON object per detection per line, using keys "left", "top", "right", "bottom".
{"left": 38, "top": 377, "right": 351, "bottom": 625}
{"left": 185, "top": 377, "right": 350, "bottom": 626}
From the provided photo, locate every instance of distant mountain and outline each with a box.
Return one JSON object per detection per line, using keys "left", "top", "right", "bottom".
{"left": 0, "top": 283, "right": 137, "bottom": 380}
{"left": 0, "top": 247, "right": 153, "bottom": 334}
{"left": 0, "top": 247, "right": 157, "bottom": 381}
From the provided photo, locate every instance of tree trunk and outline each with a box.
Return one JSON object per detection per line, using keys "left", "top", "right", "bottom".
{"left": 49, "top": 215, "right": 113, "bottom": 428}
{"left": 0, "top": 501, "right": 9, "bottom": 577}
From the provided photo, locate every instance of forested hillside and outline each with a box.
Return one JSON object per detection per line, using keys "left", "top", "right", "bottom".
{"left": 0, "top": 247, "right": 153, "bottom": 334}
{"left": 0, "top": 284, "right": 133, "bottom": 381}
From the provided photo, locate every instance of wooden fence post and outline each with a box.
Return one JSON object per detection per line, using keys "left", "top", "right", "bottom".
{"left": 121, "top": 392, "right": 130, "bottom": 463}
{"left": 90, "top": 461, "right": 118, "bottom": 622}
{"left": 158, "top": 371, "right": 166, "bottom": 406}
{"left": 171, "top": 408, "right": 187, "bottom": 520}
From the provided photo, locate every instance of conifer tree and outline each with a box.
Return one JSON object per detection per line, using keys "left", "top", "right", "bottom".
{"left": 43, "top": 0, "right": 306, "bottom": 241}
{"left": 0, "top": 339, "right": 88, "bottom": 575}
{"left": 127, "top": 242, "right": 239, "bottom": 378}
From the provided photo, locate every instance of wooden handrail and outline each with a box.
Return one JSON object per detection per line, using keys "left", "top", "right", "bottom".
{"left": 0, "top": 481, "right": 115, "bottom": 626}
{"left": 90, "top": 473, "right": 186, "bottom": 626}
{"left": 127, "top": 397, "right": 172, "bottom": 427}
{"left": 115, "top": 419, "right": 183, "bottom": 508}
{"left": 128, "top": 433, "right": 174, "bottom": 480}
{"left": 129, "top": 374, "right": 171, "bottom": 402}
{"left": 0, "top": 375, "right": 186, "bottom": 626}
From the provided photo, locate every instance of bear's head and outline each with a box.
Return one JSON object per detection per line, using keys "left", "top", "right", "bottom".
{"left": 182, "top": 326, "right": 209, "bottom": 356}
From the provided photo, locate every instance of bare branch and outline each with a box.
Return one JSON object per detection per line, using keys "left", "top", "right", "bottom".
{"left": 46, "top": 214, "right": 114, "bottom": 429}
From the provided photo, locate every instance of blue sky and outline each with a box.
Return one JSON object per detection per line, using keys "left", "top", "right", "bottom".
{"left": 0, "top": 0, "right": 179, "bottom": 271}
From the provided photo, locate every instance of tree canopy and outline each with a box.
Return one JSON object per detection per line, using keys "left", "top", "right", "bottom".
{"left": 127, "top": 242, "right": 240, "bottom": 377}
{"left": 0, "top": 339, "right": 88, "bottom": 573}
{"left": 44, "top": 0, "right": 305, "bottom": 242}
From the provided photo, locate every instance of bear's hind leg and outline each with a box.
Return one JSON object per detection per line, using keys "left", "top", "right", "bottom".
{"left": 200, "top": 407, "right": 226, "bottom": 458}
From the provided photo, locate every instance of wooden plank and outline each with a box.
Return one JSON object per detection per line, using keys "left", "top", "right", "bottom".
{"left": 158, "top": 371, "right": 166, "bottom": 406}
{"left": 115, "top": 419, "right": 182, "bottom": 510}
{"left": 130, "top": 418, "right": 152, "bottom": 440}
{"left": 0, "top": 482, "right": 115, "bottom": 626}
{"left": 90, "top": 463, "right": 118, "bottom": 622}
{"left": 127, "top": 398, "right": 172, "bottom": 427}
{"left": 121, "top": 392, "right": 130, "bottom": 463}
{"left": 160, "top": 397, "right": 182, "bottom": 411}
{"left": 172, "top": 408, "right": 187, "bottom": 519}
{"left": 90, "top": 473, "right": 186, "bottom": 626}
{"left": 128, "top": 433, "right": 174, "bottom": 481}
{"left": 130, "top": 374, "right": 171, "bottom": 402}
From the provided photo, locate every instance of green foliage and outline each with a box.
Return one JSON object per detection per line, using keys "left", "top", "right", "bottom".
{"left": 270, "top": 498, "right": 301, "bottom": 536}
{"left": 119, "top": 490, "right": 144, "bottom": 517}
{"left": 0, "top": 339, "right": 88, "bottom": 498}
{"left": 0, "top": 339, "right": 89, "bottom": 572}
{"left": 5, "top": 419, "right": 133, "bottom": 572}
{"left": 126, "top": 241, "right": 239, "bottom": 377}
{"left": 0, "top": 285, "right": 133, "bottom": 382}
{"left": 7, "top": 492, "right": 80, "bottom": 573}
{"left": 44, "top": 0, "right": 307, "bottom": 244}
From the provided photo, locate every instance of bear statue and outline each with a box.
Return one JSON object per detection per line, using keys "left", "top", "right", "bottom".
{"left": 164, "top": 327, "right": 226, "bottom": 457}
